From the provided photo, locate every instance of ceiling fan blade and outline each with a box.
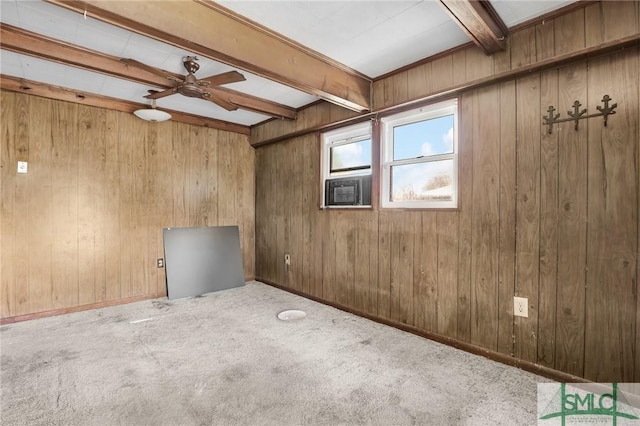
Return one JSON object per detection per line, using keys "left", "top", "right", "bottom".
{"left": 198, "top": 71, "right": 246, "bottom": 87}
{"left": 121, "top": 58, "right": 180, "bottom": 82}
{"left": 144, "top": 88, "right": 177, "bottom": 99}
{"left": 203, "top": 92, "right": 238, "bottom": 111}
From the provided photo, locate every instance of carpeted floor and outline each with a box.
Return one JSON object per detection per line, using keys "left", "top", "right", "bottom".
{"left": 1, "top": 281, "right": 550, "bottom": 425}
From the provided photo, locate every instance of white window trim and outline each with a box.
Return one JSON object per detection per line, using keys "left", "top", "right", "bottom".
{"left": 380, "top": 99, "right": 458, "bottom": 209}
{"left": 321, "top": 121, "right": 372, "bottom": 208}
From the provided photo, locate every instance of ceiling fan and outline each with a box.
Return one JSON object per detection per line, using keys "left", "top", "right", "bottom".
{"left": 122, "top": 56, "right": 246, "bottom": 111}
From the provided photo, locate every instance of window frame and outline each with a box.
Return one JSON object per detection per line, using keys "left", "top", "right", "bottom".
{"left": 380, "top": 99, "right": 458, "bottom": 209}
{"left": 320, "top": 121, "right": 373, "bottom": 208}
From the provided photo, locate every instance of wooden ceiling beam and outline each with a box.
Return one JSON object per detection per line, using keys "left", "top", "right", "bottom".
{"left": 0, "top": 24, "right": 297, "bottom": 120}
{"left": 0, "top": 74, "right": 250, "bottom": 135}
{"left": 44, "top": 0, "right": 372, "bottom": 112}
{"left": 439, "top": 0, "right": 508, "bottom": 55}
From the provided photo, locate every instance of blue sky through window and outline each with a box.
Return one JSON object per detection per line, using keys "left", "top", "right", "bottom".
{"left": 393, "top": 115, "right": 454, "bottom": 160}
{"left": 390, "top": 114, "right": 455, "bottom": 201}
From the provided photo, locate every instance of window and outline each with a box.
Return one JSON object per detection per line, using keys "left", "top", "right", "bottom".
{"left": 380, "top": 99, "right": 457, "bottom": 209}
{"left": 321, "top": 121, "right": 372, "bottom": 207}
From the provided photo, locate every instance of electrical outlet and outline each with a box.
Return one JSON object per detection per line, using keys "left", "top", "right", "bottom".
{"left": 157, "top": 258, "right": 164, "bottom": 268}
{"left": 284, "top": 254, "right": 290, "bottom": 266}
{"left": 514, "top": 296, "right": 528, "bottom": 318}
{"left": 17, "top": 161, "right": 28, "bottom": 174}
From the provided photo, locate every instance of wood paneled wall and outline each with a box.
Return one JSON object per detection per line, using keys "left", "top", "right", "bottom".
{"left": 254, "top": 3, "right": 640, "bottom": 382}
{"left": 0, "top": 92, "right": 255, "bottom": 319}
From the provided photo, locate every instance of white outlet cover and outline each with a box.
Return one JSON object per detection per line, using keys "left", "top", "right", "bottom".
{"left": 514, "top": 296, "right": 529, "bottom": 318}
{"left": 17, "top": 161, "right": 28, "bottom": 174}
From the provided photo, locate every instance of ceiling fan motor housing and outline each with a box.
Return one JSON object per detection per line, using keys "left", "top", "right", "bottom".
{"left": 179, "top": 83, "right": 205, "bottom": 98}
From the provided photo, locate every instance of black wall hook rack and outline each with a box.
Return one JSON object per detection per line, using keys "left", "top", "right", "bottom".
{"left": 543, "top": 95, "right": 617, "bottom": 134}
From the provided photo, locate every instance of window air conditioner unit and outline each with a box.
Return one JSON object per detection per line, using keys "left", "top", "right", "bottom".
{"left": 324, "top": 175, "right": 371, "bottom": 207}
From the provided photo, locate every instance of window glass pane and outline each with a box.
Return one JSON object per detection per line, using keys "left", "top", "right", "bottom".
{"left": 390, "top": 160, "right": 454, "bottom": 202}
{"left": 393, "top": 115, "right": 454, "bottom": 161}
{"left": 330, "top": 139, "right": 371, "bottom": 172}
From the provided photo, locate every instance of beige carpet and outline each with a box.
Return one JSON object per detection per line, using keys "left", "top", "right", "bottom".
{"left": 1, "top": 281, "right": 550, "bottom": 425}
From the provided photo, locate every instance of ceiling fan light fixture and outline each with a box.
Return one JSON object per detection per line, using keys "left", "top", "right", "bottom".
{"left": 134, "top": 99, "right": 171, "bottom": 122}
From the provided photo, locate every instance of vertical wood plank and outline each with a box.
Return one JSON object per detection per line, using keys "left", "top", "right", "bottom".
{"left": 77, "top": 105, "right": 98, "bottom": 305}
{"left": 289, "top": 137, "right": 303, "bottom": 290}
{"left": 265, "top": 144, "right": 277, "bottom": 283}
{"left": 104, "top": 110, "right": 121, "bottom": 301}
{"left": 28, "top": 97, "right": 54, "bottom": 313}
{"left": 188, "top": 127, "right": 208, "bottom": 227}
{"left": 301, "top": 136, "right": 313, "bottom": 294}
{"left": 407, "top": 62, "right": 433, "bottom": 101}
{"left": 156, "top": 122, "right": 174, "bottom": 294}
{"left": 554, "top": 8, "right": 585, "bottom": 56}
{"left": 390, "top": 213, "right": 414, "bottom": 325}
{"left": 470, "top": 86, "right": 500, "bottom": 350}
{"left": 51, "top": 101, "right": 79, "bottom": 308}
{"left": 416, "top": 212, "right": 438, "bottom": 332}
{"left": 457, "top": 92, "right": 474, "bottom": 342}
{"left": 493, "top": 37, "right": 511, "bottom": 74}
{"left": 536, "top": 20, "right": 555, "bottom": 61}
{"left": 367, "top": 210, "right": 379, "bottom": 317}
{"left": 377, "top": 210, "right": 391, "bottom": 319}
{"left": 129, "top": 112, "right": 148, "bottom": 297}
{"left": 537, "top": 70, "right": 559, "bottom": 368}
{"left": 465, "top": 47, "right": 492, "bottom": 82}
{"left": 13, "top": 93, "right": 30, "bottom": 315}
{"left": 118, "top": 113, "right": 134, "bottom": 297}
{"left": 205, "top": 128, "right": 219, "bottom": 227}
{"left": 323, "top": 211, "right": 337, "bottom": 302}
{"left": 413, "top": 213, "right": 426, "bottom": 329}
{"left": 337, "top": 211, "right": 356, "bottom": 306}
{"left": 400, "top": 213, "right": 415, "bottom": 325}
{"left": 0, "top": 92, "right": 16, "bottom": 317}
{"left": 372, "top": 80, "right": 385, "bottom": 112}
{"left": 584, "top": 3, "right": 604, "bottom": 48}
{"left": 555, "top": 62, "right": 588, "bottom": 377}
{"left": 145, "top": 123, "right": 160, "bottom": 295}
{"left": 436, "top": 211, "right": 458, "bottom": 337}
{"left": 254, "top": 148, "right": 267, "bottom": 279}
{"left": 497, "top": 81, "right": 517, "bottom": 356}
{"left": 452, "top": 50, "right": 466, "bottom": 86}
{"left": 391, "top": 71, "right": 409, "bottom": 105}
{"left": 243, "top": 140, "right": 255, "bottom": 279}
{"left": 354, "top": 212, "right": 369, "bottom": 312}
{"left": 93, "top": 108, "right": 107, "bottom": 302}
{"left": 276, "top": 141, "right": 288, "bottom": 286}
{"left": 600, "top": 0, "right": 639, "bottom": 43}
{"left": 382, "top": 78, "right": 394, "bottom": 110}
{"left": 510, "top": 26, "right": 537, "bottom": 69}
{"left": 218, "top": 131, "right": 237, "bottom": 226}
{"left": 514, "top": 74, "right": 540, "bottom": 363}
{"left": 389, "top": 216, "right": 400, "bottom": 322}
{"left": 431, "top": 56, "right": 453, "bottom": 93}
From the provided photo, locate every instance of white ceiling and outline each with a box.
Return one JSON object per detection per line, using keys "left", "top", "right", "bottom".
{"left": 0, "top": 0, "right": 575, "bottom": 128}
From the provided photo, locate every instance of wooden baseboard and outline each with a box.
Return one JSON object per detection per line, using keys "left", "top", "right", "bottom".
{"left": 0, "top": 292, "right": 167, "bottom": 325}
{"left": 258, "top": 277, "right": 589, "bottom": 384}
{"left": 1, "top": 279, "right": 256, "bottom": 325}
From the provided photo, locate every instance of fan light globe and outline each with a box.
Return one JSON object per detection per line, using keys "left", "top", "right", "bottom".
{"left": 134, "top": 98, "right": 171, "bottom": 122}
{"left": 133, "top": 108, "right": 172, "bottom": 122}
